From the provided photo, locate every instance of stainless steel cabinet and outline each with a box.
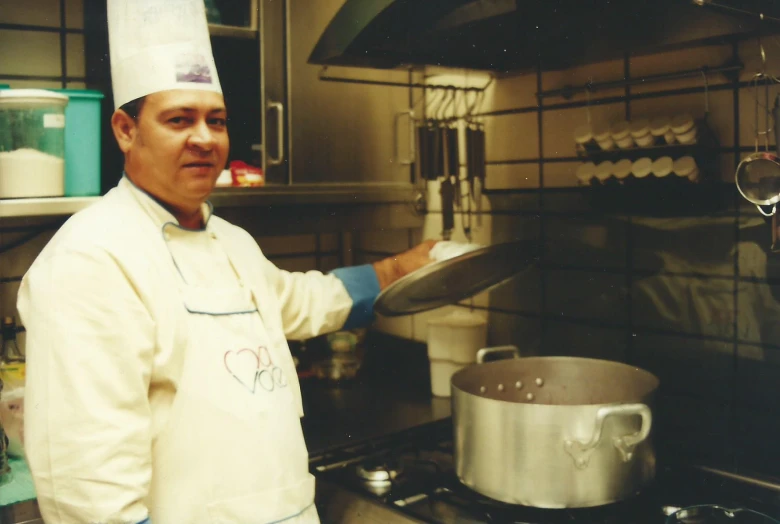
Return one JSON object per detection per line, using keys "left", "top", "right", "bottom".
{"left": 212, "top": 0, "right": 418, "bottom": 188}
{"left": 283, "top": 0, "right": 416, "bottom": 186}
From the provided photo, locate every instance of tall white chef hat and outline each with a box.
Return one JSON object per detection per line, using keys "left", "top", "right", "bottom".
{"left": 107, "top": 0, "right": 222, "bottom": 110}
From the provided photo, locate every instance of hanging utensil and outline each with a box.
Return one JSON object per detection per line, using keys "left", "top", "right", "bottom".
{"left": 735, "top": 42, "right": 780, "bottom": 251}
{"left": 448, "top": 123, "right": 459, "bottom": 179}
{"left": 427, "top": 118, "right": 440, "bottom": 180}
{"left": 475, "top": 121, "right": 486, "bottom": 228}
{"left": 440, "top": 177, "right": 455, "bottom": 240}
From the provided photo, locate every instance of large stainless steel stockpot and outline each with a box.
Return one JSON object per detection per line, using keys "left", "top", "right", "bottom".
{"left": 451, "top": 347, "right": 660, "bottom": 509}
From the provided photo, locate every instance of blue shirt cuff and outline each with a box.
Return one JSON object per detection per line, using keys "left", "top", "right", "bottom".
{"left": 331, "top": 264, "right": 381, "bottom": 329}
{"left": 136, "top": 519, "right": 151, "bottom": 524}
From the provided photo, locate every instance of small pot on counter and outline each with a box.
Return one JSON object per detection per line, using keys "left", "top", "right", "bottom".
{"left": 309, "top": 330, "right": 365, "bottom": 384}
{"left": 451, "top": 346, "right": 659, "bottom": 509}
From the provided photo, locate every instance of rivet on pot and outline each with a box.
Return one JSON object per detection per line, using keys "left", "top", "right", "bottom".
{"left": 515, "top": 381, "right": 523, "bottom": 390}
{"left": 479, "top": 386, "right": 486, "bottom": 394}
{"left": 498, "top": 384, "right": 505, "bottom": 392}
{"left": 526, "top": 393, "right": 535, "bottom": 401}
{"left": 535, "top": 378, "right": 544, "bottom": 387}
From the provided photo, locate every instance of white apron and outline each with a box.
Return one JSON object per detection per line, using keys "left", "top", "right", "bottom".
{"left": 148, "top": 222, "right": 320, "bottom": 523}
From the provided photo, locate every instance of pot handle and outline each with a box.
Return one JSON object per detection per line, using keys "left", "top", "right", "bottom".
{"left": 476, "top": 345, "right": 520, "bottom": 364}
{"left": 564, "top": 403, "right": 652, "bottom": 469}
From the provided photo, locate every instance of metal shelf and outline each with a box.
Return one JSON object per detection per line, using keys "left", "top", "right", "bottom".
{"left": 0, "top": 196, "right": 100, "bottom": 218}
{"left": 0, "top": 184, "right": 419, "bottom": 218}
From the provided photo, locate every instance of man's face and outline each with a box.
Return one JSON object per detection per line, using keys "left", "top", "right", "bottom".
{"left": 119, "top": 90, "right": 229, "bottom": 214}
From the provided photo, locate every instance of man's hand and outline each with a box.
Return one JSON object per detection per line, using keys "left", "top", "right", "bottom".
{"left": 372, "top": 239, "right": 438, "bottom": 291}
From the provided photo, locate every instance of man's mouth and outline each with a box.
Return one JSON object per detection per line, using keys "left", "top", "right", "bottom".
{"left": 183, "top": 162, "right": 214, "bottom": 168}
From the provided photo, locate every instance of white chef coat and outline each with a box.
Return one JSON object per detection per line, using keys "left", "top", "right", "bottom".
{"left": 16, "top": 175, "right": 380, "bottom": 524}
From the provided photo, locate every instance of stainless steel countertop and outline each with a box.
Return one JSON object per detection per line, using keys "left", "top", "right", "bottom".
{"left": 299, "top": 332, "right": 451, "bottom": 455}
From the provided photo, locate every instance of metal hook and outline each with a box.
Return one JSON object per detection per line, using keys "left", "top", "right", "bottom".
{"left": 427, "top": 88, "right": 446, "bottom": 122}
{"left": 440, "top": 87, "right": 456, "bottom": 122}
{"left": 465, "top": 88, "right": 479, "bottom": 122}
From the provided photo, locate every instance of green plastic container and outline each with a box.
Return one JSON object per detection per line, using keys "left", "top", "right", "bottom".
{"left": 50, "top": 89, "right": 104, "bottom": 197}
{"left": 0, "top": 86, "right": 105, "bottom": 197}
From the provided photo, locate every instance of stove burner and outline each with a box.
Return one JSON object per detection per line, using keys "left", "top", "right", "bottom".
{"left": 355, "top": 456, "right": 404, "bottom": 484}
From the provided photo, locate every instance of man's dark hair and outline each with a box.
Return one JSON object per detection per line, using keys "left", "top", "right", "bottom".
{"left": 119, "top": 96, "right": 146, "bottom": 120}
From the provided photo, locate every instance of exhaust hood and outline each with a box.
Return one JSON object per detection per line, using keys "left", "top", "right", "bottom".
{"left": 308, "top": 0, "right": 780, "bottom": 73}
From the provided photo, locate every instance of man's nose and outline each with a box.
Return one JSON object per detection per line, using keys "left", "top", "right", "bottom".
{"left": 188, "top": 120, "right": 216, "bottom": 149}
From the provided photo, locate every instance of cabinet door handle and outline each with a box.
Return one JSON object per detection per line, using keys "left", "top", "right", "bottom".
{"left": 267, "top": 101, "right": 285, "bottom": 166}
{"left": 394, "top": 110, "right": 416, "bottom": 166}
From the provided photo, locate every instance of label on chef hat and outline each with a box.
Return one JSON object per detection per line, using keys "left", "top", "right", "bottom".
{"left": 108, "top": 0, "right": 222, "bottom": 109}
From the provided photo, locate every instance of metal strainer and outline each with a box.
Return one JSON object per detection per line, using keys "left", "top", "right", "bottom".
{"left": 735, "top": 43, "right": 780, "bottom": 214}
{"left": 735, "top": 42, "right": 780, "bottom": 250}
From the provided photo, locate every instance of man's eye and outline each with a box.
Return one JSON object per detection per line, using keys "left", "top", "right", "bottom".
{"left": 210, "top": 118, "right": 227, "bottom": 127}
{"left": 169, "top": 116, "right": 190, "bottom": 124}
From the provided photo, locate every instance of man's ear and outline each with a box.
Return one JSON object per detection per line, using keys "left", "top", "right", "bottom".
{"left": 111, "top": 109, "right": 137, "bottom": 153}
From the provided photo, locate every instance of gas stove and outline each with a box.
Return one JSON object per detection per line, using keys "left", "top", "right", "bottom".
{"left": 309, "top": 418, "right": 780, "bottom": 524}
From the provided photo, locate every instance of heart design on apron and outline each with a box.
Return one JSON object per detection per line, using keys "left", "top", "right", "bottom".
{"left": 224, "top": 347, "right": 286, "bottom": 394}
{"left": 224, "top": 347, "right": 263, "bottom": 393}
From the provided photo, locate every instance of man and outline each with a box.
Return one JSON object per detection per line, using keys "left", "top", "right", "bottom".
{"left": 16, "top": 1, "right": 434, "bottom": 522}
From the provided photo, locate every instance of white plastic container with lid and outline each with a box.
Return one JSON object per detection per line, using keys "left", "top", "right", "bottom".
{"left": 632, "top": 157, "right": 653, "bottom": 178}
{"left": 0, "top": 89, "right": 69, "bottom": 198}
{"left": 651, "top": 156, "right": 673, "bottom": 178}
{"left": 427, "top": 310, "right": 487, "bottom": 397}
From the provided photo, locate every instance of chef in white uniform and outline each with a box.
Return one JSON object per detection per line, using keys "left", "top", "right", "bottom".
{"left": 16, "top": 1, "right": 435, "bottom": 523}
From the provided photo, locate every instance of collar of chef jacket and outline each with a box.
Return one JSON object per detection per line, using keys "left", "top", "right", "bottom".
{"left": 121, "top": 173, "right": 214, "bottom": 233}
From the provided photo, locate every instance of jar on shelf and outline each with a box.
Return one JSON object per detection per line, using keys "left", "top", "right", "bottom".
{"left": 0, "top": 89, "right": 69, "bottom": 199}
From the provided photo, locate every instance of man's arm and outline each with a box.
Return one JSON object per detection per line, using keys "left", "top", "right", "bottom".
{"left": 17, "top": 248, "right": 155, "bottom": 524}
{"left": 264, "top": 240, "right": 437, "bottom": 340}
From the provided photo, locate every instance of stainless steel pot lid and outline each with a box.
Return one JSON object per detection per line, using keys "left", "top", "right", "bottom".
{"left": 373, "top": 240, "right": 538, "bottom": 317}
